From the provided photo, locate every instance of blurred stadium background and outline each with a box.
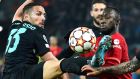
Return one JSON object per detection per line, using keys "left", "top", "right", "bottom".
{"left": 0, "top": 0, "right": 140, "bottom": 79}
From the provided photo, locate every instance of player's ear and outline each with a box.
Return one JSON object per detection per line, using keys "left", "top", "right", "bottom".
{"left": 23, "top": 13, "right": 29, "bottom": 20}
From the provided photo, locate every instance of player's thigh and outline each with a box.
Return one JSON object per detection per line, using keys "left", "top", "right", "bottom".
{"left": 43, "top": 60, "right": 63, "bottom": 79}
{"left": 25, "top": 62, "right": 45, "bottom": 79}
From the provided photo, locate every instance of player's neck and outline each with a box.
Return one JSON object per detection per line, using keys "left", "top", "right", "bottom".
{"left": 110, "top": 30, "right": 118, "bottom": 35}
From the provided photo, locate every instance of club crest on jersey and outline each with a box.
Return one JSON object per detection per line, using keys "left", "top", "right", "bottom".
{"left": 114, "top": 39, "right": 120, "bottom": 45}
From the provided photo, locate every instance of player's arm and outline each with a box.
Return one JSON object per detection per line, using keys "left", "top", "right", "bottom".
{"left": 12, "top": 0, "right": 35, "bottom": 22}
{"left": 100, "top": 56, "right": 140, "bottom": 74}
{"left": 82, "top": 56, "right": 140, "bottom": 76}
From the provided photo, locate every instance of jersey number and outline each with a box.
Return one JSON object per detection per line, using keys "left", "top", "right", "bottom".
{"left": 5, "top": 28, "right": 27, "bottom": 53}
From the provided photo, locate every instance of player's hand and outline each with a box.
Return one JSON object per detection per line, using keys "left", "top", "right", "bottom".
{"left": 81, "top": 65, "right": 102, "bottom": 76}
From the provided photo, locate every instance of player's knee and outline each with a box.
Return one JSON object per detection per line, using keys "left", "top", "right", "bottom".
{"left": 43, "top": 60, "right": 63, "bottom": 79}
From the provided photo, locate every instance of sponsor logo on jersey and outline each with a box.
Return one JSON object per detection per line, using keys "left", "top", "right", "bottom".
{"left": 23, "top": 23, "right": 36, "bottom": 30}
{"left": 113, "top": 45, "right": 121, "bottom": 49}
{"left": 113, "top": 39, "right": 121, "bottom": 49}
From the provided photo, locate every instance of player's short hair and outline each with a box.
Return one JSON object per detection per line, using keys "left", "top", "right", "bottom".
{"left": 103, "top": 7, "right": 121, "bottom": 26}
{"left": 23, "top": 3, "right": 43, "bottom": 14}
{"left": 91, "top": 0, "right": 106, "bottom": 5}
{"left": 90, "top": 0, "right": 107, "bottom": 10}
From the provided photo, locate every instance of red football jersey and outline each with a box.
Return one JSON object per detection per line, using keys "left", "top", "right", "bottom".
{"left": 80, "top": 51, "right": 94, "bottom": 58}
{"left": 95, "top": 32, "right": 132, "bottom": 79}
{"left": 50, "top": 46, "right": 62, "bottom": 57}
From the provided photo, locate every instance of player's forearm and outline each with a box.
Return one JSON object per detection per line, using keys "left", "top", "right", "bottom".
{"left": 99, "top": 57, "right": 140, "bottom": 74}
{"left": 12, "top": 0, "right": 34, "bottom": 22}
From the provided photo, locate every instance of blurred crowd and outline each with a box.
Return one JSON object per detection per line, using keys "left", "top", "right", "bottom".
{"left": 0, "top": 0, "right": 140, "bottom": 79}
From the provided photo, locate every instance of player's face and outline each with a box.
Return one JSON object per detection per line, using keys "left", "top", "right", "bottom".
{"left": 95, "top": 13, "right": 115, "bottom": 34}
{"left": 90, "top": 3, "right": 106, "bottom": 19}
{"left": 28, "top": 6, "right": 46, "bottom": 28}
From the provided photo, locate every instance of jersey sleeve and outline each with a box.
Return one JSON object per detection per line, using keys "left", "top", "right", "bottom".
{"left": 103, "top": 38, "right": 122, "bottom": 66}
{"left": 34, "top": 32, "right": 50, "bottom": 56}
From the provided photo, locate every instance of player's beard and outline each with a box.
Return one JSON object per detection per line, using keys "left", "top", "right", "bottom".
{"left": 93, "top": 19, "right": 115, "bottom": 35}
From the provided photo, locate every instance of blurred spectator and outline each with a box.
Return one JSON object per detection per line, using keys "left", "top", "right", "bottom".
{"left": 49, "top": 36, "right": 62, "bottom": 57}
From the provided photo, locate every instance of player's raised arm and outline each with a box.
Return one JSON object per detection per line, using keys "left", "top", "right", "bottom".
{"left": 12, "top": 0, "right": 35, "bottom": 22}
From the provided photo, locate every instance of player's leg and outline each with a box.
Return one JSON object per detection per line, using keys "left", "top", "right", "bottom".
{"left": 25, "top": 61, "right": 62, "bottom": 79}
{"left": 60, "top": 56, "right": 89, "bottom": 75}
{"left": 43, "top": 60, "right": 63, "bottom": 79}
{"left": 43, "top": 56, "right": 90, "bottom": 79}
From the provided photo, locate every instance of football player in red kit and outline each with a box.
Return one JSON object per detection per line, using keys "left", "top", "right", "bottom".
{"left": 79, "top": 0, "right": 132, "bottom": 78}
{"left": 84, "top": 7, "right": 132, "bottom": 79}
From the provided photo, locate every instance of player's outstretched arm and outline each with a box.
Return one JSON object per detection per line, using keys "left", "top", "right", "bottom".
{"left": 12, "top": 0, "right": 36, "bottom": 22}
{"left": 82, "top": 56, "right": 140, "bottom": 76}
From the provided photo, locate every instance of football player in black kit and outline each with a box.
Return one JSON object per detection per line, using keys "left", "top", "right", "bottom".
{"left": 3, "top": 0, "right": 62, "bottom": 79}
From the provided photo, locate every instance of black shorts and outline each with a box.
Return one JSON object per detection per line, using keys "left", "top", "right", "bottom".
{"left": 2, "top": 62, "right": 45, "bottom": 79}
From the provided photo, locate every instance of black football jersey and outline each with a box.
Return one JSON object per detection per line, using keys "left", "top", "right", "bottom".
{"left": 4, "top": 21, "right": 50, "bottom": 72}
